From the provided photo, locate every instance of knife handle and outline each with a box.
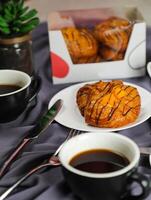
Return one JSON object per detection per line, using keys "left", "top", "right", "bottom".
{"left": 0, "top": 163, "right": 52, "bottom": 200}
{"left": 0, "top": 138, "right": 31, "bottom": 178}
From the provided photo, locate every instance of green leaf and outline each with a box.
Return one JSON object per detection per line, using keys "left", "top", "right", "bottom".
{"left": 12, "top": 4, "right": 17, "bottom": 16}
{"left": 7, "top": 1, "right": 14, "bottom": 12}
{"left": 17, "top": 0, "right": 24, "bottom": 10}
{"left": 0, "top": 16, "right": 8, "bottom": 27}
{"left": 20, "top": 17, "right": 39, "bottom": 33}
{"left": 4, "top": 7, "right": 12, "bottom": 16}
{"left": 4, "top": 14, "right": 13, "bottom": 23}
{"left": 13, "top": 20, "right": 22, "bottom": 27}
{"left": 18, "top": 6, "right": 29, "bottom": 15}
{"left": 19, "top": 9, "right": 38, "bottom": 21}
{"left": 4, "top": 8, "right": 13, "bottom": 22}
{"left": 0, "top": 26, "right": 10, "bottom": 34}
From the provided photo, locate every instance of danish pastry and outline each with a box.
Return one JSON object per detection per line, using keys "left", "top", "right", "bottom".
{"left": 61, "top": 27, "right": 99, "bottom": 64}
{"left": 77, "top": 80, "right": 141, "bottom": 128}
{"left": 94, "top": 17, "right": 132, "bottom": 60}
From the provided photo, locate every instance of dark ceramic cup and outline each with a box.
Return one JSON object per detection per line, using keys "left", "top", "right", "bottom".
{"left": 0, "top": 70, "right": 40, "bottom": 123}
{"left": 59, "top": 132, "right": 150, "bottom": 200}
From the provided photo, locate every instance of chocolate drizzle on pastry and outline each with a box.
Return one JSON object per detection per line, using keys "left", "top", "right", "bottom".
{"left": 61, "top": 27, "right": 100, "bottom": 64}
{"left": 76, "top": 80, "right": 141, "bottom": 128}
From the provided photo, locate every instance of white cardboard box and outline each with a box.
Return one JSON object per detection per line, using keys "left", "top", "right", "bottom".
{"left": 48, "top": 7, "right": 146, "bottom": 84}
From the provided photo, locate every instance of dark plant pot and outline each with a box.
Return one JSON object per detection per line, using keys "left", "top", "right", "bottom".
{"left": 0, "top": 34, "right": 33, "bottom": 76}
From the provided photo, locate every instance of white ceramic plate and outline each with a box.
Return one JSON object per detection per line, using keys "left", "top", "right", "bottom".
{"left": 48, "top": 81, "right": 151, "bottom": 132}
{"left": 147, "top": 62, "right": 151, "bottom": 78}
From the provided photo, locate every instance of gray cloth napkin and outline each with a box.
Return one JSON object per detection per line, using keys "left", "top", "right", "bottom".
{"left": 0, "top": 22, "right": 151, "bottom": 200}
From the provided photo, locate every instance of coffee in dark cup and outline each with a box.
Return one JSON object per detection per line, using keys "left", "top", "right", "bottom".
{"left": 0, "top": 70, "right": 40, "bottom": 123}
{"left": 59, "top": 132, "right": 150, "bottom": 200}
{"left": 69, "top": 149, "right": 130, "bottom": 173}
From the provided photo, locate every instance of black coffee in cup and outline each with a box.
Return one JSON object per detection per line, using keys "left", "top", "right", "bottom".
{"left": 0, "top": 84, "right": 21, "bottom": 95}
{"left": 0, "top": 70, "right": 41, "bottom": 123}
{"left": 69, "top": 149, "right": 130, "bottom": 173}
{"left": 59, "top": 132, "right": 150, "bottom": 200}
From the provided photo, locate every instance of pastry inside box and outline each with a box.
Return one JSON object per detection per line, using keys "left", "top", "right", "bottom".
{"left": 48, "top": 7, "right": 146, "bottom": 84}
{"left": 61, "top": 16, "right": 133, "bottom": 64}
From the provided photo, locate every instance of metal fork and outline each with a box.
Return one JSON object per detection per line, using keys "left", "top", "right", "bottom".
{"left": 0, "top": 129, "right": 81, "bottom": 200}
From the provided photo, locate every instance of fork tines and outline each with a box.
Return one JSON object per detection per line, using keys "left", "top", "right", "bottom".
{"left": 67, "top": 129, "right": 81, "bottom": 140}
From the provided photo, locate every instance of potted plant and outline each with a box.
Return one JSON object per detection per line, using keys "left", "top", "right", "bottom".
{"left": 0, "top": 0, "right": 40, "bottom": 75}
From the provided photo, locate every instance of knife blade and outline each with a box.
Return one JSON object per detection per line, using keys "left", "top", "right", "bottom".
{"left": 0, "top": 99, "right": 63, "bottom": 178}
{"left": 28, "top": 99, "right": 63, "bottom": 139}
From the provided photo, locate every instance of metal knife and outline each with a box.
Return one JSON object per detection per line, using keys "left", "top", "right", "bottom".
{"left": 0, "top": 99, "right": 63, "bottom": 178}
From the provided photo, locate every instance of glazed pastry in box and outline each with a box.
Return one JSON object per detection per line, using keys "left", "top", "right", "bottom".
{"left": 48, "top": 7, "right": 146, "bottom": 84}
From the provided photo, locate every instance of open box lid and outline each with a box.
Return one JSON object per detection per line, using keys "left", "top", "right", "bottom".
{"left": 48, "top": 6, "right": 144, "bottom": 30}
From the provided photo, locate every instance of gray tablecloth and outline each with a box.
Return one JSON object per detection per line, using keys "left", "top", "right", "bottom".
{"left": 0, "top": 22, "right": 151, "bottom": 200}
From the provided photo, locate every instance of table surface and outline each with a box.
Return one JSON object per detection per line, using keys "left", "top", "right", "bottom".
{"left": 0, "top": 22, "right": 151, "bottom": 200}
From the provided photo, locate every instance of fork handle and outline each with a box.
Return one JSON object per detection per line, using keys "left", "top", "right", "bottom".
{"left": 0, "top": 138, "right": 32, "bottom": 178}
{"left": 0, "top": 163, "right": 52, "bottom": 200}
